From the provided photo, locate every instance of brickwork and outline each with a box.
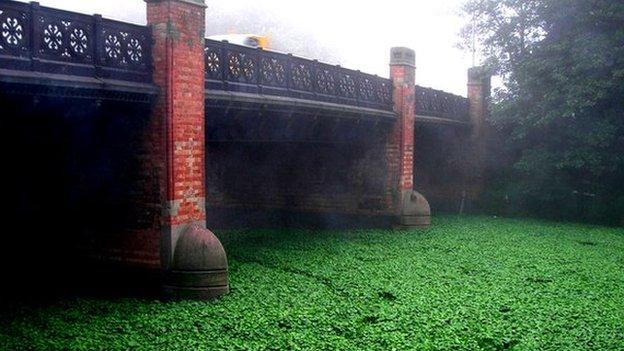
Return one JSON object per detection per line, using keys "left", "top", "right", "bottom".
{"left": 83, "top": 102, "right": 162, "bottom": 267}
{"left": 387, "top": 48, "right": 417, "bottom": 213}
{"left": 204, "top": 140, "right": 391, "bottom": 218}
{"left": 466, "top": 66, "right": 491, "bottom": 200}
{"left": 146, "top": 0, "right": 207, "bottom": 267}
{"left": 468, "top": 67, "right": 491, "bottom": 141}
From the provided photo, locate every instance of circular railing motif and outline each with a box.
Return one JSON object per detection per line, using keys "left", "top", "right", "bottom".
{"left": 1, "top": 15, "right": 23, "bottom": 48}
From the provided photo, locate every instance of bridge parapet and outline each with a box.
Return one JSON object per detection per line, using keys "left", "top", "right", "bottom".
{"left": 415, "top": 85, "right": 469, "bottom": 122}
{"left": 204, "top": 39, "right": 393, "bottom": 111}
{"left": 0, "top": 0, "right": 152, "bottom": 83}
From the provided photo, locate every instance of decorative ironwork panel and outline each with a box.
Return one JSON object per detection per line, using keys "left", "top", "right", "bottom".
{"left": 260, "top": 56, "right": 286, "bottom": 86}
{"left": 226, "top": 50, "right": 256, "bottom": 83}
{"left": 204, "top": 44, "right": 221, "bottom": 80}
{"left": 203, "top": 39, "right": 394, "bottom": 111}
{"left": 337, "top": 72, "right": 356, "bottom": 99}
{"left": 290, "top": 61, "right": 312, "bottom": 91}
{"left": 0, "top": 2, "right": 30, "bottom": 57}
{"left": 0, "top": 0, "right": 152, "bottom": 82}
{"left": 359, "top": 76, "right": 375, "bottom": 101}
{"left": 36, "top": 7, "right": 93, "bottom": 63}
{"left": 415, "top": 85, "right": 469, "bottom": 121}
{"left": 100, "top": 20, "right": 149, "bottom": 71}
{"left": 315, "top": 67, "right": 335, "bottom": 95}
{"left": 376, "top": 80, "right": 392, "bottom": 106}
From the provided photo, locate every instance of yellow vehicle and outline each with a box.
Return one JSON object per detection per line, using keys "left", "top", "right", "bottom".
{"left": 206, "top": 34, "right": 269, "bottom": 49}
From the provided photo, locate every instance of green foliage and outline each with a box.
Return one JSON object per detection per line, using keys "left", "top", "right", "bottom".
{"left": 2, "top": 216, "right": 624, "bottom": 350}
{"left": 461, "top": 0, "right": 624, "bottom": 224}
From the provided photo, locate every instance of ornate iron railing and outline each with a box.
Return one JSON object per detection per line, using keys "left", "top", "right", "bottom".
{"left": 415, "top": 86, "right": 469, "bottom": 122}
{"left": 204, "top": 39, "right": 393, "bottom": 111}
{"left": 0, "top": 1, "right": 152, "bottom": 83}
{"left": 0, "top": 1, "right": 472, "bottom": 119}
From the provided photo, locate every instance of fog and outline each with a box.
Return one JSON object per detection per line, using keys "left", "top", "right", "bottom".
{"left": 17, "top": 0, "right": 473, "bottom": 96}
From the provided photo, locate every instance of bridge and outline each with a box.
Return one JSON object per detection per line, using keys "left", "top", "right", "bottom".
{"left": 1, "top": 0, "right": 490, "bottom": 299}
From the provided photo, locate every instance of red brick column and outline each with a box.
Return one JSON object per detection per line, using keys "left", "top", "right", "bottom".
{"left": 145, "top": 0, "right": 207, "bottom": 268}
{"left": 387, "top": 47, "right": 430, "bottom": 228}
{"left": 388, "top": 47, "right": 416, "bottom": 196}
{"left": 467, "top": 66, "right": 491, "bottom": 200}
{"left": 467, "top": 66, "right": 491, "bottom": 141}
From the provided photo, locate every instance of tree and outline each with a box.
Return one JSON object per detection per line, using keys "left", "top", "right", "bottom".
{"left": 460, "top": 0, "right": 624, "bottom": 224}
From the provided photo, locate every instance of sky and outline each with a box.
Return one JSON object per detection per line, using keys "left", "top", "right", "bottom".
{"left": 19, "top": 0, "right": 475, "bottom": 96}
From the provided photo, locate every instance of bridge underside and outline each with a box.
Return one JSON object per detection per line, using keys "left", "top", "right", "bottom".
{"left": 414, "top": 123, "right": 472, "bottom": 213}
{"left": 1, "top": 77, "right": 160, "bottom": 291}
{"left": 204, "top": 92, "right": 397, "bottom": 228}
{"left": 0, "top": 72, "right": 474, "bottom": 265}
{"left": 0, "top": 71, "right": 474, "bottom": 272}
